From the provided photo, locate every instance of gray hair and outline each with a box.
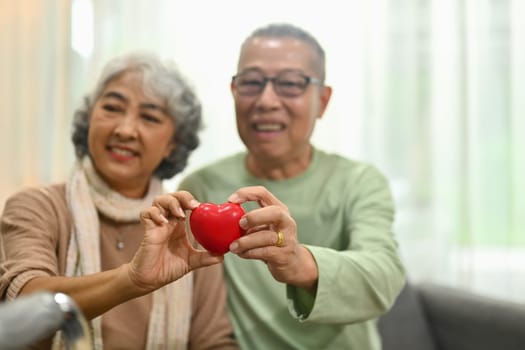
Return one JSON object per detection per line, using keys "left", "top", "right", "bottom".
{"left": 71, "top": 52, "right": 202, "bottom": 179}
{"left": 242, "top": 23, "right": 326, "bottom": 80}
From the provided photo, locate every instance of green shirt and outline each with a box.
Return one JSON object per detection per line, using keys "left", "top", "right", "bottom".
{"left": 179, "top": 148, "right": 405, "bottom": 350}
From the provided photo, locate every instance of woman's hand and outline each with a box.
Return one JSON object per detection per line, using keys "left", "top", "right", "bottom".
{"left": 129, "top": 191, "right": 224, "bottom": 292}
{"left": 227, "top": 186, "right": 318, "bottom": 292}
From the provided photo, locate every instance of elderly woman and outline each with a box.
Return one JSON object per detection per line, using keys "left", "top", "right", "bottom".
{"left": 0, "top": 52, "right": 237, "bottom": 349}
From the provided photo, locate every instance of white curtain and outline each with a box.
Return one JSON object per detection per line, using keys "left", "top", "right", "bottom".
{"left": 373, "top": 0, "right": 525, "bottom": 301}
{"left": 0, "top": 0, "right": 73, "bottom": 212}
{"left": 2, "top": 0, "right": 524, "bottom": 302}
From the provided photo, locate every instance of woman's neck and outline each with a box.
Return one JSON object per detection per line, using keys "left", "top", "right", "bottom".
{"left": 109, "top": 181, "right": 148, "bottom": 198}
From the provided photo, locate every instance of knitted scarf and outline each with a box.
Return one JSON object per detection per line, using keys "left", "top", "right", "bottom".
{"left": 53, "top": 157, "right": 193, "bottom": 350}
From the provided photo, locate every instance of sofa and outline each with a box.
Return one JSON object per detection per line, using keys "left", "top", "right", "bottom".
{"left": 378, "top": 282, "right": 525, "bottom": 350}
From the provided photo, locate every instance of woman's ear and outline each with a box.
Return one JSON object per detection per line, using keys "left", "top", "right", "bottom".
{"left": 163, "top": 141, "right": 176, "bottom": 158}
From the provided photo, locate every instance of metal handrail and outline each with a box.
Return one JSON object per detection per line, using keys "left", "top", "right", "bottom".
{"left": 0, "top": 292, "right": 92, "bottom": 350}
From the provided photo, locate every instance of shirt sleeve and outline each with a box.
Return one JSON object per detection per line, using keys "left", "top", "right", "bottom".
{"left": 287, "top": 166, "right": 406, "bottom": 323}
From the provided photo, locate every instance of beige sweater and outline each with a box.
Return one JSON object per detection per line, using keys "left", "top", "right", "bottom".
{"left": 0, "top": 184, "right": 238, "bottom": 350}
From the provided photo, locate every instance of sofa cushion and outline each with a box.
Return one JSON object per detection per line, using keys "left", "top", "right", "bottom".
{"left": 418, "top": 283, "right": 525, "bottom": 350}
{"left": 378, "top": 282, "right": 439, "bottom": 350}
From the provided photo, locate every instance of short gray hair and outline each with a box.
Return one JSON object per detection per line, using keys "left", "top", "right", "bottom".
{"left": 242, "top": 23, "right": 326, "bottom": 80}
{"left": 71, "top": 52, "right": 202, "bottom": 179}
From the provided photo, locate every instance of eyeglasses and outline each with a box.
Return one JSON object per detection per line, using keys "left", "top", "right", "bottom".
{"left": 231, "top": 70, "right": 323, "bottom": 97}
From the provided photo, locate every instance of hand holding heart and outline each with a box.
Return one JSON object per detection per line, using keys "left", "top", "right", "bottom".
{"left": 134, "top": 187, "right": 318, "bottom": 293}
{"left": 226, "top": 186, "right": 319, "bottom": 292}
{"left": 130, "top": 191, "right": 224, "bottom": 293}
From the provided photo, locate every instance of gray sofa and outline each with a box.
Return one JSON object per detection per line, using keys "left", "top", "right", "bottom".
{"left": 378, "top": 282, "right": 525, "bottom": 350}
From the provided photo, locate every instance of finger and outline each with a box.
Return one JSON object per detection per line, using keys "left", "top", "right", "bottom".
{"left": 169, "top": 191, "right": 200, "bottom": 210}
{"left": 228, "top": 186, "right": 286, "bottom": 208}
{"left": 232, "top": 229, "right": 282, "bottom": 253}
{"left": 139, "top": 207, "right": 168, "bottom": 229}
{"left": 244, "top": 223, "right": 271, "bottom": 235}
{"left": 151, "top": 194, "right": 182, "bottom": 218}
{"left": 235, "top": 245, "right": 282, "bottom": 262}
{"left": 240, "top": 205, "right": 294, "bottom": 231}
{"left": 152, "top": 192, "right": 199, "bottom": 219}
{"left": 149, "top": 206, "right": 169, "bottom": 225}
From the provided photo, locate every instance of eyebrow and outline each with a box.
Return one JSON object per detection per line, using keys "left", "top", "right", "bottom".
{"left": 102, "top": 91, "right": 127, "bottom": 102}
{"left": 102, "top": 91, "right": 168, "bottom": 114}
{"left": 238, "top": 67, "right": 306, "bottom": 76}
{"left": 140, "top": 103, "right": 168, "bottom": 114}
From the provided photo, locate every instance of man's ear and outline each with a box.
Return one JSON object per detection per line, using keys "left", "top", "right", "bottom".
{"left": 317, "top": 85, "right": 333, "bottom": 120}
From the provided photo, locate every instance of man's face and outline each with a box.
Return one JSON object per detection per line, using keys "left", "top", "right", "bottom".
{"left": 231, "top": 37, "right": 332, "bottom": 165}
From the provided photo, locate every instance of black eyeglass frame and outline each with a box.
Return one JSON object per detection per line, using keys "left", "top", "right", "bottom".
{"left": 231, "top": 70, "right": 324, "bottom": 97}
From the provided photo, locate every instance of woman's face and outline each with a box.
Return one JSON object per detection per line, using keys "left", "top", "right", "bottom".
{"left": 88, "top": 70, "right": 175, "bottom": 198}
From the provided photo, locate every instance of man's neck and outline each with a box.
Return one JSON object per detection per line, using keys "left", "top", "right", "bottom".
{"left": 246, "top": 146, "right": 313, "bottom": 180}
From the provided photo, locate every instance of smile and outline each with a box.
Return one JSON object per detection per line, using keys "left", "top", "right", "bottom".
{"left": 107, "top": 146, "right": 139, "bottom": 157}
{"left": 252, "top": 122, "right": 285, "bottom": 132}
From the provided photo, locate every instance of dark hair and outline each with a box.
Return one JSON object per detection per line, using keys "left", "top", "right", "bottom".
{"left": 242, "top": 23, "right": 326, "bottom": 80}
{"left": 71, "top": 52, "right": 202, "bottom": 179}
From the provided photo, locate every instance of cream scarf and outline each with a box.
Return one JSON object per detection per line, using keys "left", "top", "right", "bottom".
{"left": 54, "top": 157, "right": 193, "bottom": 350}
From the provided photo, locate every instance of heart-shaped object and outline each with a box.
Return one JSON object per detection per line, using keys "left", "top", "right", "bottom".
{"left": 189, "top": 202, "right": 246, "bottom": 255}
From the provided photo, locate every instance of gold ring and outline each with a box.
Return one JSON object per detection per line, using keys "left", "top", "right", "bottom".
{"left": 275, "top": 231, "right": 284, "bottom": 247}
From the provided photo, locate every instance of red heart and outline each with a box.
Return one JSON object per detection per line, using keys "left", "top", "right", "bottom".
{"left": 189, "top": 202, "right": 246, "bottom": 255}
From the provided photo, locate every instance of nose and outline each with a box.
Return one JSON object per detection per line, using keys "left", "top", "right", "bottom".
{"left": 114, "top": 113, "right": 139, "bottom": 139}
{"left": 255, "top": 79, "right": 281, "bottom": 109}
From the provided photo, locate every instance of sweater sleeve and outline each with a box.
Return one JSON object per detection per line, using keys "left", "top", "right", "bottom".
{"left": 287, "top": 166, "right": 406, "bottom": 323}
{"left": 0, "top": 185, "right": 70, "bottom": 300}
{"left": 188, "top": 264, "right": 239, "bottom": 350}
